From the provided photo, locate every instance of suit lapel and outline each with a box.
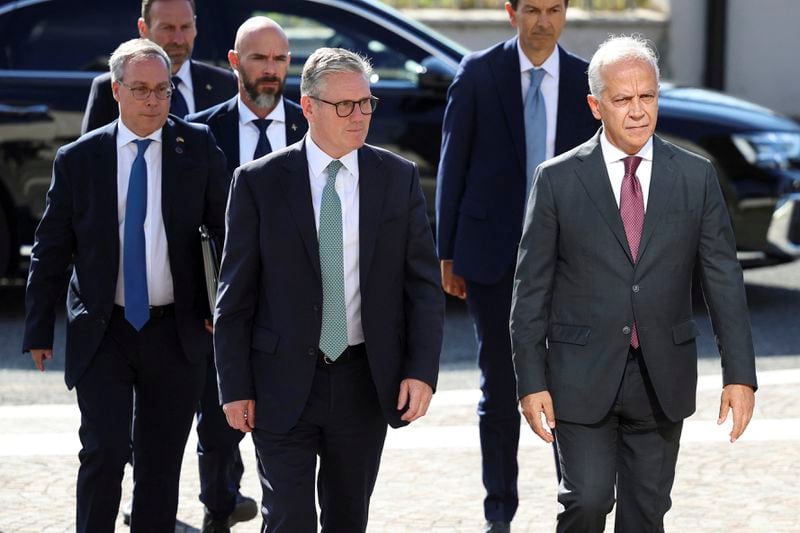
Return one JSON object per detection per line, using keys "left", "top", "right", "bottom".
{"left": 160, "top": 119, "right": 181, "bottom": 241}
{"left": 95, "top": 122, "right": 120, "bottom": 270}
{"left": 280, "top": 142, "right": 321, "bottom": 280}
{"left": 574, "top": 133, "right": 633, "bottom": 262}
{"left": 284, "top": 100, "right": 306, "bottom": 145}
{"left": 215, "top": 98, "right": 240, "bottom": 172}
{"left": 636, "top": 136, "right": 678, "bottom": 264}
{"left": 357, "top": 145, "right": 387, "bottom": 291}
{"left": 490, "top": 38, "right": 526, "bottom": 175}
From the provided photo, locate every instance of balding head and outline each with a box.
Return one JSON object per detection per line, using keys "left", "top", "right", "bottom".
{"left": 228, "top": 16, "right": 291, "bottom": 117}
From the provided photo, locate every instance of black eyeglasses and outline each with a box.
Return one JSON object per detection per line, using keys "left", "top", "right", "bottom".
{"left": 119, "top": 81, "right": 174, "bottom": 100}
{"left": 309, "top": 95, "right": 379, "bottom": 117}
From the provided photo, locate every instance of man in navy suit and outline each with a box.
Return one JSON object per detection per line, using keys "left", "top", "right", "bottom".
{"left": 185, "top": 16, "right": 307, "bottom": 533}
{"left": 23, "top": 39, "right": 228, "bottom": 533}
{"left": 82, "top": 0, "right": 236, "bottom": 134}
{"left": 214, "top": 47, "right": 444, "bottom": 532}
{"left": 435, "top": 1, "right": 599, "bottom": 530}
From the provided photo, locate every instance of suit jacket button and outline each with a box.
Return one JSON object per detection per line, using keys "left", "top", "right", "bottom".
{"left": 313, "top": 305, "right": 320, "bottom": 312}
{"left": 307, "top": 347, "right": 317, "bottom": 356}
{"left": 632, "top": 284, "right": 640, "bottom": 293}
{"left": 622, "top": 326, "right": 631, "bottom": 335}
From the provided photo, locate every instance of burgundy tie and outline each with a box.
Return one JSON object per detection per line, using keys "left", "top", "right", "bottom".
{"left": 620, "top": 156, "right": 644, "bottom": 348}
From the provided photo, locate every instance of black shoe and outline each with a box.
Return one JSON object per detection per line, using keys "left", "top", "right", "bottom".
{"left": 228, "top": 493, "right": 258, "bottom": 526}
{"left": 121, "top": 498, "right": 132, "bottom": 526}
{"left": 201, "top": 513, "right": 231, "bottom": 533}
{"left": 484, "top": 521, "right": 510, "bottom": 533}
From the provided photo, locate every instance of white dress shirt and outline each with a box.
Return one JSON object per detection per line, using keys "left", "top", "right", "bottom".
{"left": 238, "top": 95, "right": 288, "bottom": 165}
{"left": 305, "top": 135, "right": 364, "bottom": 346}
{"left": 172, "top": 60, "right": 195, "bottom": 115}
{"left": 114, "top": 120, "right": 174, "bottom": 306}
{"left": 599, "top": 131, "right": 654, "bottom": 210}
{"left": 518, "top": 42, "right": 560, "bottom": 160}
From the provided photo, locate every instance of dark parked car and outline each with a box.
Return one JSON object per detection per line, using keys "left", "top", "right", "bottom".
{"left": 1, "top": 0, "right": 799, "bottom": 276}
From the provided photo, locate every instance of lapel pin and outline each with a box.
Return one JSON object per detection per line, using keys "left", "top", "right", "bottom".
{"left": 206, "top": 83, "right": 213, "bottom": 91}
{"left": 291, "top": 123, "right": 298, "bottom": 131}
{"left": 175, "top": 137, "right": 185, "bottom": 154}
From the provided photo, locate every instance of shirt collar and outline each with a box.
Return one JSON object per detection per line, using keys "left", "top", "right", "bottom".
{"left": 599, "top": 127, "right": 654, "bottom": 165}
{"left": 517, "top": 41, "right": 560, "bottom": 81}
{"left": 305, "top": 134, "right": 359, "bottom": 181}
{"left": 116, "top": 118, "right": 163, "bottom": 149}
{"left": 173, "top": 60, "right": 193, "bottom": 91}
{"left": 237, "top": 95, "right": 286, "bottom": 125}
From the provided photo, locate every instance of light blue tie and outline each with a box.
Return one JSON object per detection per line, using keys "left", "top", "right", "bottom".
{"left": 318, "top": 160, "right": 348, "bottom": 361}
{"left": 524, "top": 68, "right": 547, "bottom": 196}
{"left": 123, "top": 139, "right": 152, "bottom": 331}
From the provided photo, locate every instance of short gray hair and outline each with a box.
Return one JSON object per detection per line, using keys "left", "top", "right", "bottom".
{"left": 300, "top": 47, "right": 372, "bottom": 97}
{"left": 109, "top": 38, "right": 171, "bottom": 83}
{"left": 588, "top": 35, "right": 660, "bottom": 97}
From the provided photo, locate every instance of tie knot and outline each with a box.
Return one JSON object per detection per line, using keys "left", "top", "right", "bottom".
{"left": 133, "top": 138, "right": 152, "bottom": 156}
{"left": 623, "top": 156, "right": 642, "bottom": 177}
{"left": 171, "top": 76, "right": 182, "bottom": 88}
{"left": 326, "top": 160, "right": 343, "bottom": 183}
{"left": 252, "top": 118, "right": 272, "bottom": 135}
{"left": 529, "top": 68, "right": 546, "bottom": 90}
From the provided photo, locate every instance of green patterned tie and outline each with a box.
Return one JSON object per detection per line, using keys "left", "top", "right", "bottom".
{"left": 318, "top": 159, "right": 348, "bottom": 361}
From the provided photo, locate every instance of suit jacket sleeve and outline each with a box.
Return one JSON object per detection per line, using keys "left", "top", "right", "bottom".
{"left": 23, "top": 149, "right": 75, "bottom": 351}
{"left": 696, "top": 162, "right": 758, "bottom": 389}
{"left": 203, "top": 129, "right": 230, "bottom": 241}
{"left": 81, "top": 76, "right": 117, "bottom": 135}
{"left": 403, "top": 163, "right": 445, "bottom": 389}
{"left": 510, "top": 166, "right": 558, "bottom": 398}
{"left": 213, "top": 169, "right": 259, "bottom": 404}
{"left": 435, "top": 58, "right": 476, "bottom": 260}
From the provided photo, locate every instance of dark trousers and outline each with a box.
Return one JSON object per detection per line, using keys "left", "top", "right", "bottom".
{"left": 554, "top": 349, "right": 683, "bottom": 533}
{"left": 465, "top": 267, "right": 520, "bottom": 523}
{"left": 251, "top": 347, "right": 387, "bottom": 533}
{"left": 197, "top": 351, "right": 246, "bottom": 519}
{"left": 74, "top": 307, "right": 205, "bottom": 533}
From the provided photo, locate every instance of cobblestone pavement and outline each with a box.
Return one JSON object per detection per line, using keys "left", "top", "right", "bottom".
{"left": 1, "top": 359, "right": 799, "bottom": 533}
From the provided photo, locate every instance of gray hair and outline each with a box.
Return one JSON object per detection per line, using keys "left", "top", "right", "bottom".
{"left": 300, "top": 47, "right": 372, "bottom": 97}
{"left": 588, "top": 35, "right": 660, "bottom": 97}
{"left": 109, "top": 38, "right": 171, "bottom": 83}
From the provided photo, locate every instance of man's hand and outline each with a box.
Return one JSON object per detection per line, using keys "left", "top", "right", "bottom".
{"left": 520, "top": 391, "right": 556, "bottom": 443}
{"left": 30, "top": 349, "right": 53, "bottom": 372}
{"left": 397, "top": 378, "right": 433, "bottom": 423}
{"left": 718, "top": 383, "right": 755, "bottom": 443}
{"left": 223, "top": 399, "right": 256, "bottom": 433}
{"left": 440, "top": 260, "right": 467, "bottom": 300}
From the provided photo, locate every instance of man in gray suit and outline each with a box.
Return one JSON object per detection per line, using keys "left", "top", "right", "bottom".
{"left": 510, "top": 36, "right": 757, "bottom": 531}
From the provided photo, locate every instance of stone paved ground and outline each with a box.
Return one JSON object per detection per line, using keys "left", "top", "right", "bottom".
{"left": 1, "top": 359, "right": 799, "bottom": 532}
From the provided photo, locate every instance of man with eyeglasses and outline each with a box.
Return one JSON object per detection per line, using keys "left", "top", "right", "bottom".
{"left": 184, "top": 16, "right": 306, "bottom": 533}
{"left": 81, "top": 0, "right": 236, "bottom": 134}
{"left": 213, "top": 47, "right": 444, "bottom": 532}
{"left": 23, "top": 38, "right": 228, "bottom": 533}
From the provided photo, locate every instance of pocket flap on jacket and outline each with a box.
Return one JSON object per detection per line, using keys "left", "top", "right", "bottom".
{"left": 672, "top": 319, "right": 699, "bottom": 345}
{"left": 251, "top": 325, "right": 279, "bottom": 354}
{"left": 548, "top": 324, "right": 591, "bottom": 345}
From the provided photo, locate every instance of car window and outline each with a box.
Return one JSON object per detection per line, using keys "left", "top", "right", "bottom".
{"left": 1, "top": 2, "right": 137, "bottom": 71}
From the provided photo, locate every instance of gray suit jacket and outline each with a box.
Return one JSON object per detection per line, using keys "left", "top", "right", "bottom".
{"left": 510, "top": 131, "right": 757, "bottom": 424}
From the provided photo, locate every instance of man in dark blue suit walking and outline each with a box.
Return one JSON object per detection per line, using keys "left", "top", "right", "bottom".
{"left": 436, "top": 1, "right": 598, "bottom": 530}
{"left": 185, "top": 16, "right": 307, "bottom": 533}
{"left": 23, "top": 39, "right": 228, "bottom": 532}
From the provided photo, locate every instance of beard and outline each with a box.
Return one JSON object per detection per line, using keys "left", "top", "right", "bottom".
{"left": 241, "top": 69, "right": 284, "bottom": 111}
{"left": 163, "top": 42, "right": 192, "bottom": 68}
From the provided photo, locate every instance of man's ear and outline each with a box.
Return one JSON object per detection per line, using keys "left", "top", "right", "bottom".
{"left": 112, "top": 80, "right": 121, "bottom": 103}
{"left": 137, "top": 17, "right": 149, "bottom": 39}
{"left": 587, "top": 94, "right": 602, "bottom": 121}
{"left": 300, "top": 95, "right": 314, "bottom": 121}
{"left": 228, "top": 49, "right": 239, "bottom": 72}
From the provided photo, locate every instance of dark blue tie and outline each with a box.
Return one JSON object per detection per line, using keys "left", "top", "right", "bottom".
{"left": 170, "top": 76, "right": 189, "bottom": 118}
{"left": 124, "top": 139, "right": 152, "bottom": 331}
{"left": 252, "top": 119, "right": 273, "bottom": 160}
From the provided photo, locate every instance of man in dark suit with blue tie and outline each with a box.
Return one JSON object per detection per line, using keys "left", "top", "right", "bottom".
{"left": 511, "top": 36, "right": 757, "bottom": 531}
{"left": 213, "top": 47, "right": 444, "bottom": 532}
{"left": 185, "top": 16, "right": 307, "bottom": 533}
{"left": 82, "top": 0, "right": 236, "bottom": 134}
{"left": 436, "top": 1, "right": 599, "bottom": 530}
{"left": 23, "top": 39, "right": 228, "bottom": 533}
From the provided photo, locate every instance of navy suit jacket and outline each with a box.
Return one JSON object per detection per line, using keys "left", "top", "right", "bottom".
{"left": 81, "top": 59, "right": 237, "bottom": 134}
{"left": 511, "top": 132, "right": 758, "bottom": 423}
{"left": 213, "top": 140, "right": 444, "bottom": 432}
{"left": 436, "top": 39, "right": 600, "bottom": 284}
{"left": 23, "top": 118, "right": 229, "bottom": 389}
{"left": 186, "top": 95, "right": 308, "bottom": 176}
